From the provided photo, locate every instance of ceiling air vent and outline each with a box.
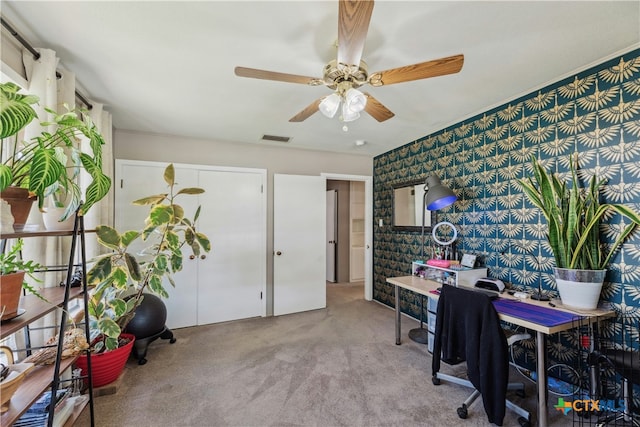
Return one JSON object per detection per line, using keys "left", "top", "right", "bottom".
{"left": 261, "top": 134, "right": 291, "bottom": 143}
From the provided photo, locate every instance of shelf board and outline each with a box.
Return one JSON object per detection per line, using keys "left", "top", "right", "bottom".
{"left": 0, "top": 287, "right": 84, "bottom": 339}
{"left": 0, "top": 357, "right": 77, "bottom": 425}
{"left": 63, "top": 397, "right": 89, "bottom": 427}
{"left": 1, "top": 225, "right": 95, "bottom": 239}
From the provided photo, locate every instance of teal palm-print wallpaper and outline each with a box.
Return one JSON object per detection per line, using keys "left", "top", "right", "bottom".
{"left": 373, "top": 48, "right": 640, "bottom": 393}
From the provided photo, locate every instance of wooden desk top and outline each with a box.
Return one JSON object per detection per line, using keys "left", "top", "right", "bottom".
{"left": 386, "top": 275, "right": 616, "bottom": 335}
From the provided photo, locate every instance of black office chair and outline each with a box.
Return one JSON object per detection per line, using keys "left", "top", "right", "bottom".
{"left": 588, "top": 348, "right": 640, "bottom": 426}
{"left": 431, "top": 285, "right": 531, "bottom": 427}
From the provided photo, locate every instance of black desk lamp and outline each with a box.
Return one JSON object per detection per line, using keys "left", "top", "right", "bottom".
{"left": 408, "top": 174, "right": 457, "bottom": 344}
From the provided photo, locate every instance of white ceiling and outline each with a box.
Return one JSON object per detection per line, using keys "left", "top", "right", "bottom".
{"left": 2, "top": 1, "right": 639, "bottom": 157}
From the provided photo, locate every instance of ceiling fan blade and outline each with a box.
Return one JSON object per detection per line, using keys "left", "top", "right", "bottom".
{"left": 289, "top": 98, "right": 323, "bottom": 122}
{"left": 363, "top": 93, "right": 394, "bottom": 122}
{"left": 369, "top": 54, "right": 464, "bottom": 86}
{"left": 337, "top": 0, "right": 374, "bottom": 67}
{"left": 235, "top": 67, "right": 320, "bottom": 85}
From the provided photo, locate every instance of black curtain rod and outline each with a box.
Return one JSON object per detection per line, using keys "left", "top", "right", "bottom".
{"left": 1, "top": 16, "right": 93, "bottom": 110}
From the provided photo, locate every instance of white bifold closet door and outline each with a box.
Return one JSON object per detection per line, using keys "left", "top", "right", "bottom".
{"left": 115, "top": 160, "right": 266, "bottom": 329}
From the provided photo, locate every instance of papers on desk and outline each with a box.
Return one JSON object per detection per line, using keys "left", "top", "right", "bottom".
{"left": 492, "top": 299, "right": 581, "bottom": 327}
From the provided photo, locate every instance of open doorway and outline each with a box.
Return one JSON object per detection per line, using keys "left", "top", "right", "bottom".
{"left": 323, "top": 173, "right": 372, "bottom": 301}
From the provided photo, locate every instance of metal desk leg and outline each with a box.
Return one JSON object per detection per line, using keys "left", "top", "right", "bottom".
{"left": 395, "top": 284, "right": 401, "bottom": 345}
{"left": 536, "top": 331, "right": 548, "bottom": 427}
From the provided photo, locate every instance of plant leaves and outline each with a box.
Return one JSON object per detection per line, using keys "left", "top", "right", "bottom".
{"left": 0, "top": 82, "right": 38, "bottom": 139}
{"left": 87, "top": 256, "right": 113, "bottom": 285}
{"left": 97, "top": 318, "right": 121, "bottom": 339}
{"left": 164, "top": 164, "right": 175, "bottom": 186}
{"left": 96, "top": 225, "right": 121, "bottom": 249}
{"left": 148, "top": 204, "right": 173, "bottom": 226}
{"left": 133, "top": 194, "right": 167, "bottom": 205}
{"left": 0, "top": 164, "right": 13, "bottom": 191}
{"left": 120, "top": 230, "right": 141, "bottom": 247}
{"left": 124, "top": 252, "right": 141, "bottom": 282}
{"left": 176, "top": 187, "right": 205, "bottom": 195}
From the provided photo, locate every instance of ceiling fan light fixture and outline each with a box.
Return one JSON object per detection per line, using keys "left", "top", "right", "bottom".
{"left": 344, "top": 88, "right": 367, "bottom": 113}
{"left": 341, "top": 103, "right": 360, "bottom": 122}
{"left": 319, "top": 93, "right": 341, "bottom": 118}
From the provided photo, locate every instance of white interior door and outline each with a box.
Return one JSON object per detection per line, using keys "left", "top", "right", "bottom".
{"left": 115, "top": 162, "right": 199, "bottom": 328}
{"left": 196, "top": 169, "right": 265, "bottom": 324}
{"left": 326, "top": 190, "right": 337, "bottom": 283}
{"left": 273, "top": 174, "right": 326, "bottom": 316}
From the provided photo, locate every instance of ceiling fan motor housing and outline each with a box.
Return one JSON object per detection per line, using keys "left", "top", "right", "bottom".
{"left": 323, "top": 59, "right": 368, "bottom": 89}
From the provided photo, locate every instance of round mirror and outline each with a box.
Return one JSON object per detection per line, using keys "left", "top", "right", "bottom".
{"left": 432, "top": 221, "right": 457, "bottom": 246}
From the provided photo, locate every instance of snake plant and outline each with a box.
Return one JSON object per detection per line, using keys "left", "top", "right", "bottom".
{"left": 0, "top": 81, "right": 111, "bottom": 220}
{"left": 519, "top": 154, "right": 640, "bottom": 270}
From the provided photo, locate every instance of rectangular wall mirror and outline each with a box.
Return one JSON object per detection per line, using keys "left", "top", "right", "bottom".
{"left": 393, "top": 180, "right": 431, "bottom": 231}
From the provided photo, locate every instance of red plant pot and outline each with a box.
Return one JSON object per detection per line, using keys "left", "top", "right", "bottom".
{"left": 75, "top": 333, "right": 135, "bottom": 388}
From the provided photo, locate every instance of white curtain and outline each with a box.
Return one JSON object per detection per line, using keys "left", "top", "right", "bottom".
{"left": 11, "top": 48, "right": 114, "bottom": 353}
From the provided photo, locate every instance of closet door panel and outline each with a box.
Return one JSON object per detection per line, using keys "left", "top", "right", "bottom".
{"left": 116, "top": 163, "right": 199, "bottom": 329}
{"left": 196, "top": 170, "right": 265, "bottom": 324}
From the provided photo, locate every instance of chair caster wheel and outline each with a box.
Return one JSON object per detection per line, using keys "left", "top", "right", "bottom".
{"left": 457, "top": 404, "right": 468, "bottom": 419}
{"left": 518, "top": 416, "right": 531, "bottom": 427}
{"left": 516, "top": 389, "right": 526, "bottom": 398}
{"left": 138, "top": 358, "right": 147, "bottom": 365}
{"left": 170, "top": 337, "right": 176, "bottom": 344}
{"left": 432, "top": 376, "right": 441, "bottom": 386}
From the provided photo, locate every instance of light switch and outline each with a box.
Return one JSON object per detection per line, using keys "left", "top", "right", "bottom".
{"left": 378, "top": 219, "right": 384, "bottom": 227}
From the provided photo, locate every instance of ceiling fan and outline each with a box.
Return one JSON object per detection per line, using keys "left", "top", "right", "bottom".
{"left": 234, "top": 0, "right": 464, "bottom": 124}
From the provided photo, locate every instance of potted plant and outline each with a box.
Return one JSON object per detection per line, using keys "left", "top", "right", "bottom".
{"left": 518, "top": 153, "right": 640, "bottom": 309}
{"left": 0, "top": 239, "right": 46, "bottom": 321}
{"left": 76, "top": 164, "right": 210, "bottom": 386}
{"left": 0, "top": 81, "right": 111, "bottom": 228}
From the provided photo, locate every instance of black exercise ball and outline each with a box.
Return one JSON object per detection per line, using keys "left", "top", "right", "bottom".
{"left": 125, "top": 293, "right": 167, "bottom": 339}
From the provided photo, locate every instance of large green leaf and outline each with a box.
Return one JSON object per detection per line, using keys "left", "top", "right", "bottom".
{"left": 132, "top": 194, "right": 167, "bottom": 205}
{"left": 120, "top": 230, "right": 141, "bottom": 247}
{"left": 176, "top": 187, "right": 205, "bottom": 196}
{"left": 163, "top": 164, "right": 175, "bottom": 186}
{"left": 0, "top": 164, "right": 13, "bottom": 191}
{"left": 124, "top": 252, "right": 141, "bottom": 282}
{"left": 148, "top": 204, "right": 173, "bottom": 226}
{"left": 0, "top": 82, "right": 38, "bottom": 138}
{"left": 28, "top": 148, "right": 66, "bottom": 204}
{"left": 96, "top": 225, "right": 121, "bottom": 249}
{"left": 97, "top": 318, "right": 121, "bottom": 339}
{"left": 85, "top": 174, "right": 112, "bottom": 213}
{"left": 87, "top": 256, "right": 113, "bottom": 285}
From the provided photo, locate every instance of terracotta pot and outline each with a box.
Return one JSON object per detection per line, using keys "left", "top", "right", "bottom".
{"left": 0, "top": 271, "right": 25, "bottom": 321}
{"left": 75, "top": 333, "right": 135, "bottom": 388}
{"left": 0, "top": 187, "right": 36, "bottom": 229}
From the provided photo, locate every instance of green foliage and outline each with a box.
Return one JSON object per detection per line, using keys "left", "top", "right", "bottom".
{"left": 86, "top": 164, "right": 211, "bottom": 350}
{"left": 518, "top": 154, "right": 640, "bottom": 270}
{"left": 0, "top": 239, "right": 47, "bottom": 302}
{"left": 0, "top": 82, "right": 111, "bottom": 221}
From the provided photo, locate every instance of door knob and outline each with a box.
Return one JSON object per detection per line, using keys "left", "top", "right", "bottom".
{"left": 200, "top": 255, "right": 206, "bottom": 260}
{"left": 189, "top": 254, "right": 195, "bottom": 260}
{"left": 276, "top": 251, "right": 282, "bottom": 256}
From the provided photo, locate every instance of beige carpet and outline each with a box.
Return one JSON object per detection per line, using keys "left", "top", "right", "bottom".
{"left": 77, "top": 282, "right": 573, "bottom": 427}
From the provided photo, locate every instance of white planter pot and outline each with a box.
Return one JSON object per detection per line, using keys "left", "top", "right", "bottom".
{"left": 42, "top": 207, "right": 75, "bottom": 231}
{"left": 553, "top": 268, "right": 606, "bottom": 310}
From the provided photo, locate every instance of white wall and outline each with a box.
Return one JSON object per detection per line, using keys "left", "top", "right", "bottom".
{"left": 115, "top": 130, "right": 373, "bottom": 314}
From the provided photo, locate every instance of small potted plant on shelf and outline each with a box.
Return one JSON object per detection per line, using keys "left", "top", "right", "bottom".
{"left": 75, "top": 164, "right": 211, "bottom": 387}
{"left": 0, "top": 81, "right": 111, "bottom": 229}
{"left": 0, "top": 239, "right": 46, "bottom": 321}
{"left": 518, "top": 153, "right": 640, "bottom": 309}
